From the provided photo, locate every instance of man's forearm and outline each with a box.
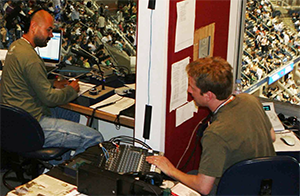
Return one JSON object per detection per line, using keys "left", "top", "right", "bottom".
{"left": 169, "top": 168, "right": 214, "bottom": 195}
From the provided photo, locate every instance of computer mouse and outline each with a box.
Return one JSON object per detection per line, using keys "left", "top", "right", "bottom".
{"left": 280, "top": 135, "right": 295, "bottom": 146}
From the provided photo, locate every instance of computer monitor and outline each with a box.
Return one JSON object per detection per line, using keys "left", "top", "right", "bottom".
{"left": 35, "top": 29, "right": 62, "bottom": 65}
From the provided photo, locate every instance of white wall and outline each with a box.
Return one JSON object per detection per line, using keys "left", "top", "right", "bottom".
{"left": 98, "top": 120, "right": 133, "bottom": 140}
{"left": 79, "top": 115, "right": 133, "bottom": 141}
{"left": 134, "top": 0, "right": 170, "bottom": 151}
{"left": 227, "top": 0, "right": 243, "bottom": 80}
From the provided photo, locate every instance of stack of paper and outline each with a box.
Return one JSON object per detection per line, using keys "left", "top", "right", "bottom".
{"left": 6, "top": 174, "right": 86, "bottom": 196}
{"left": 90, "top": 94, "right": 135, "bottom": 115}
{"left": 77, "top": 81, "right": 95, "bottom": 96}
{"left": 171, "top": 183, "right": 201, "bottom": 196}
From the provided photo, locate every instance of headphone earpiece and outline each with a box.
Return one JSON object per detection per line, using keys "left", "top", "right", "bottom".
{"left": 23, "top": 15, "right": 31, "bottom": 33}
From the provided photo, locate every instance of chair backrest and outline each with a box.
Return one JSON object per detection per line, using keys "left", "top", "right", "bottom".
{"left": 0, "top": 103, "right": 45, "bottom": 153}
{"left": 216, "top": 156, "right": 300, "bottom": 196}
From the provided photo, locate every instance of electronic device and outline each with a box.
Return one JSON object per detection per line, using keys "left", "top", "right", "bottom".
{"left": 77, "top": 163, "right": 163, "bottom": 195}
{"left": 97, "top": 143, "right": 163, "bottom": 175}
{"left": 35, "top": 29, "right": 62, "bottom": 68}
{"left": 280, "top": 135, "right": 295, "bottom": 146}
{"left": 62, "top": 142, "right": 164, "bottom": 195}
{"left": 63, "top": 142, "right": 163, "bottom": 178}
{"left": 141, "top": 171, "right": 163, "bottom": 186}
{"left": 282, "top": 116, "right": 300, "bottom": 131}
{"left": 262, "top": 102, "right": 285, "bottom": 132}
{"left": 63, "top": 157, "right": 92, "bottom": 177}
{"left": 114, "top": 86, "right": 135, "bottom": 96}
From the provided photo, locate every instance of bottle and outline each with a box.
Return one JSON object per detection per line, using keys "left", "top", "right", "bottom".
{"left": 233, "top": 79, "right": 242, "bottom": 95}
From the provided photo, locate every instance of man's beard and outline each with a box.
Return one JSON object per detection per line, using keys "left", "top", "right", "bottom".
{"left": 34, "top": 36, "right": 51, "bottom": 47}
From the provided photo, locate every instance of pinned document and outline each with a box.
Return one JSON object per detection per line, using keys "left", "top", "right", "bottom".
{"left": 170, "top": 57, "right": 189, "bottom": 112}
{"left": 175, "top": 0, "right": 196, "bottom": 52}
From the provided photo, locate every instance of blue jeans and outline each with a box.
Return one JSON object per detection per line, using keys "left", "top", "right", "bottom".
{"left": 39, "top": 107, "right": 104, "bottom": 164}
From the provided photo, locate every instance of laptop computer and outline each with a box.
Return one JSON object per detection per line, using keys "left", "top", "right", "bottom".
{"left": 35, "top": 29, "right": 62, "bottom": 74}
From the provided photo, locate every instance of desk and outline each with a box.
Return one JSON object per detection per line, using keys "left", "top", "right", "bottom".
{"left": 51, "top": 65, "right": 135, "bottom": 128}
{"left": 274, "top": 131, "right": 300, "bottom": 162}
{"left": 60, "top": 102, "right": 134, "bottom": 128}
{"left": 58, "top": 77, "right": 135, "bottom": 128}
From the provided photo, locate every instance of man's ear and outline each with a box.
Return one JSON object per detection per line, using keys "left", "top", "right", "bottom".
{"left": 30, "top": 20, "right": 40, "bottom": 34}
{"left": 205, "top": 91, "right": 216, "bottom": 101}
{"left": 30, "top": 21, "right": 37, "bottom": 33}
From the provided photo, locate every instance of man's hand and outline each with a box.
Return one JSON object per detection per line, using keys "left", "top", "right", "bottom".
{"left": 146, "top": 155, "right": 216, "bottom": 195}
{"left": 68, "top": 79, "right": 80, "bottom": 92}
{"left": 146, "top": 155, "right": 176, "bottom": 177}
{"left": 53, "top": 79, "right": 68, "bottom": 89}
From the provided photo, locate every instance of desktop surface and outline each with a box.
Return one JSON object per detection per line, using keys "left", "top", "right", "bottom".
{"left": 47, "top": 66, "right": 136, "bottom": 128}
{"left": 274, "top": 131, "right": 300, "bottom": 162}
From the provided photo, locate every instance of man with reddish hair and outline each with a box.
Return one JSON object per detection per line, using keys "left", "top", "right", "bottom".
{"left": 147, "top": 57, "right": 276, "bottom": 195}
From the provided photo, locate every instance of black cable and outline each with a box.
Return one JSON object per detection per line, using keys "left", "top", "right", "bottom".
{"left": 88, "top": 101, "right": 117, "bottom": 127}
{"left": 109, "top": 135, "right": 152, "bottom": 150}
{"left": 88, "top": 97, "right": 124, "bottom": 127}
{"left": 114, "top": 114, "right": 121, "bottom": 130}
{"left": 196, "top": 113, "right": 212, "bottom": 138}
{"left": 112, "top": 138, "right": 148, "bottom": 149}
{"left": 121, "top": 136, "right": 152, "bottom": 149}
{"left": 179, "top": 132, "right": 200, "bottom": 171}
{"left": 131, "top": 178, "right": 159, "bottom": 196}
{"left": 145, "top": 183, "right": 159, "bottom": 196}
{"left": 179, "top": 113, "right": 212, "bottom": 171}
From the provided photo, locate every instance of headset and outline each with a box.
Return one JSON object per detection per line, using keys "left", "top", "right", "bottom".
{"left": 23, "top": 7, "right": 45, "bottom": 33}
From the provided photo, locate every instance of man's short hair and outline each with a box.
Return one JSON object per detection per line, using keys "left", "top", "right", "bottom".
{"left": 186, "top": 56, "right": 233, "bottom": 100}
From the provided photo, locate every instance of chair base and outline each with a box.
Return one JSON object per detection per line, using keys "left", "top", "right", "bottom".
{"left": 1, "top": 150, "right": 10, "bottom": 171}
{"left": 2, "top": 153, "right": 47, "bottom": 190}
{"left": 3, "top": 169, "right": 31, "bottom": 190}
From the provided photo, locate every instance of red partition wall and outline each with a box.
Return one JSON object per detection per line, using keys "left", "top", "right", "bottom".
{"left": 165, "top": 0, "right": 231, "bottom": 172}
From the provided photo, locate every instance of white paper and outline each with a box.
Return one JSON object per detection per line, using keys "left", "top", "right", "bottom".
{"left": 273, "top": 131, "right": 300, "bottom": 152}
{"left": 170, "top": 57, "right": 189, "bottom": 112}
{"left": 78, "top": 81, "right": 96, "bottom": 96}
{"left": 125, "top": 83, "right": 136, "bottom": 90}
{"left": 175, "top": 0, "right": 196, "bottom": 52}
{"left": 6, "top": 174, "right": 83, "bottom": 196}
{"left": 171, "top": 182, "right": 201, "bottom": 196}
{"left": 90, "top": 94, "right": 135, "bottom": 115}
{"left": 0, "top": 49, "right": 7, "bottom": 60}
{"left": 176, "top": 101, "right": 196, "bottom": 127}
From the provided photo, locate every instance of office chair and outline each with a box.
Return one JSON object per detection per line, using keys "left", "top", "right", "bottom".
{"left": 0, "top": 103, "right": 72, "bottom": 190}
{"left": 216, "top": 156, "right": 300, "bottom": 196}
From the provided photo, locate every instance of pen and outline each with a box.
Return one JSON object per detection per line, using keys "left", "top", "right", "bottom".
{"left": 68, "top": 78, "right": 76, "bottom": 82}
{"left": 95, "top": 101, "right": 116, "bottom": 109}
